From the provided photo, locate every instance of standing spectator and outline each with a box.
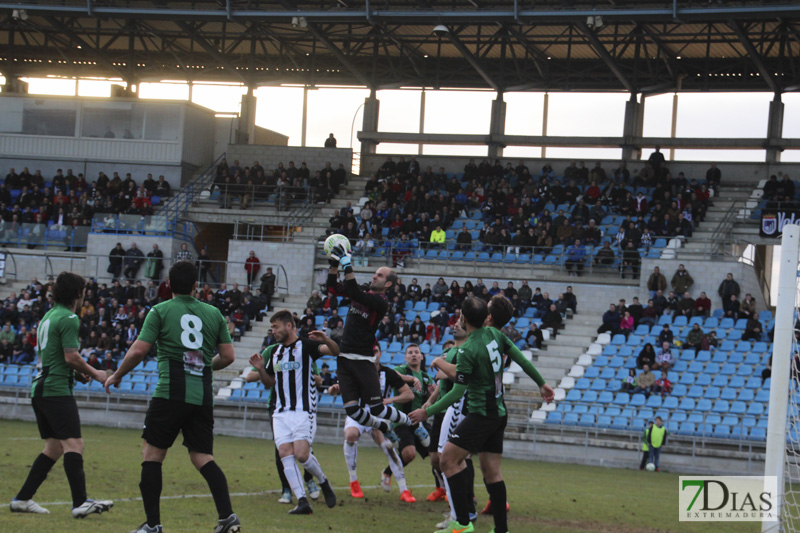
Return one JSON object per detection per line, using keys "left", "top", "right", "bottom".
{"left": 670, "top": 264, "right": 694, "bottom": 296}
{"left": 244, "top": 250, "right": 261, "bottom": 288}
{"left": 648, "top": 146, "right": 665, "bottom": 176}
{"left": 176, "top": 242, "right": 193, "bottom": 262}
{"left": 620, "top": 241, "right": 641, "bottom": 279}
{"left": 633, "top": 365, "right": 656, "bottom": 398}
{"left": 646, "top": 416, "right": 668, "bottom": 472}
{"left": 108, "top": 242, "right": 126, "bottom": 279}
{"left": 324, "top": 133, "right": 337, "bottom": 148}
{"left": 259, "top": 267, "right": 276, "bottom": 310}
{"left": 123, "top": 242, "right": 145, "bottom": 280}
{"left": 646, "top": 267, "right": 667, "bottom": 300}
{"left": 145, "top": 243, "right": 164, "bottom": 281}
{"left": 564, "top": 239, "right": 586, "bottom": 277}
{"left": 706, "top": 162, "right": 721, "bottom": 191}
{"left": 718, "top": 272, "right": 740, "bottom": 301}
{"left": 196, "top": 248, "right": 211, "bottom": 284}
{"left": 654, "top": 371, "right": 672, "bottom": 397}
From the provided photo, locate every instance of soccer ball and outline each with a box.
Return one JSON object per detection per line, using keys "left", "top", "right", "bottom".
{"left": 645, "top": 463, "right": 656, "bottom": 472}
{"left": 324, "top": 233, "right": 352, "bottom": 258}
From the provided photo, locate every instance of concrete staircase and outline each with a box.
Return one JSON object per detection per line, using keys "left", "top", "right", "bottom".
{"left": 681, "top": 185, "right": 754, "bottom": 254}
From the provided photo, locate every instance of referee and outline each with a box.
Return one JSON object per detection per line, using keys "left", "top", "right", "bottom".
{"left": 106, "top": 261, "right": 240, "bottom": 533}
{"left": 326, "top": 245, "right": 411, "bottom": 432}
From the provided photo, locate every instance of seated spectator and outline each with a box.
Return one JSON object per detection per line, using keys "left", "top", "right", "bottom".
{"left": 741, "top": 317, "right": 764, "bottom": 342}
{"left": 525, "top": 323, "right": 543, "bottom": 350}
{"left": 430, "top": 225, "right": 446, "bottom": 248}
{"left": 392, "top": 318, "right": 409, "bottom": 344}
{"left": 657, "top": 324, "right": 674, "bottom": 346}
{"left": 694, "top": 291, "right": 712, "bottom": 317}
{"left": 652, "top": 290, "right": 667, "bottom": 316}
{"left": 501, "top": 322, "right": 523, "bottom": 346}
{"left": 597, "top": 304, "right": 620, "bottom": 334}
{"left": 663, "top": 291, "right": 679, "bottom": 316}
{"left": 628, "top": 297, "right": 643, "bottom": 325}
{"left": 409, "top": 315, "right": 426, "bottom": 343}
{"left": 376, "top": 316, "right": 393, "bottom": 341}
{"left": 620, "top": 241, "right": 641, "bottom": 279}
{"left": 319, "top": 363, "right": 337, "bottom": 393}
{"left": 619, "top": 311, "right": 634, "bottom": 338}
{"left": 564, "top": 239, "right": 586, "bottom": 277}
{"left": 723, "top": 294, "right": 740, "bottom": 319}
{"left": 101, "top": 351, "right": 117, "bottom": 372}
{"left": 654, "top": 371, "right": 672, "bottom": 396}
{"left": 541, "top": 304, "right": 563, "bottom": 339}
{"left": 634, "top": 365, "right": 656, "bottom": 398}
{"left": 594, "top": 241, "right": 615, "bottom": 267}
{"left": 653, "top": 342, "right": 674, "bottom": 371}
{"left": 456, "top": 226, "right": 473, "bottom": 251}
{"left": 637, "top": 343, "right": 656, "bottom": 369}
{"left": 739, "top": 293, "right": 757, "bottom": 320}
{"left": 11, "top": 336, "right": 34, "bottom": 364}
{"left": 678, "top": 292, "right": 695, "bottom": 317}
{"left": 707, "top": 330, "right": 720, "bottom": 350}
{"left": 684, "top": 323, "right": 705, "bottom": 353}
{"left": 306, "top": 290, "right": 323, "bottom": 314}
{"left": 621, "top": 368, "right": 636, "bottom": 393}
{"left": 87, "top": 351, "right": 103, "bottom": 370}
{"left": 762, "top": 354, "right": 772, "bottom": 385}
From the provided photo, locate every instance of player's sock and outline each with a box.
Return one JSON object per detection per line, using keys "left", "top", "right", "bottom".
{"left": 280, "top": 455, "right": 306, "bottom": 500}
{"left": 300, "top": 454, "right": 327, "bottom": 484}
{"left": 432, "top": 467, "right": 444, "bottom": 489}
{"left": 199, "top": 461, "right": 234, "bottom": 520}
{"left": 62, "top": 452, "right": 87, "bottom": 508}
{"left": 303, "top": 469, "right": 314, "bottom": 483}
{"left": 380, "top": 440, "right": 407, "bottom": 492}
{"left": 369, "top": 403, "right": 411, "bottom": 426}
{"left": 344, "top": 441, "right": 359, "bottom": 483}
{"left": 139, "top": 461, "right": 162, "bottom": 528}
{"left": 465, "top": 458, "right": 476, "bottom": 513}
{"left": 442, "top": 473, "right": 456, "bottom": 520}
{"left": 446, "top": 469, "right": 471, "bottom": 526}
{"left": 486, "top": 480, "right": 508, "bottom": 533}
{"left": 16, "top": 453, "right": 56, "bottom": 501}
{"left": 275, "top": 447, "right": 290, "bottom": 490}
{"left": 345, "top": 404, "right": 384, "bottom": 429}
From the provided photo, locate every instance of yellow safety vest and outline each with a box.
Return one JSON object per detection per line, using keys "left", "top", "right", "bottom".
{"left": 650, "top": 425, "right": 666, "bottom": 448}
{"left": 641, "top": 428, "right": 649, "bottom": 452}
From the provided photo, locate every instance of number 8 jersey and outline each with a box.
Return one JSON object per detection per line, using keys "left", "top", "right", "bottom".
{"left": 138, "top": 294, "right": 232, "bottom": 406}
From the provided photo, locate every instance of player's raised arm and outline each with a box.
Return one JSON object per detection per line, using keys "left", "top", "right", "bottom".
{"left": 104, "top": 339, "right": 152, "bottom": 393}
{"left": 499, "top": 329, "right": 554, "bottom": 403}
{"left": 308, "top": 330, "right": 340, "bottom": 357}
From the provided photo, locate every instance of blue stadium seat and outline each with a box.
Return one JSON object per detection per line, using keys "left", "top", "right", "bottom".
{"left": 582, "top": 391, "right": 599, "bottom": 403}
{"left": 677, "top": 422, "right": 696, "bottom": 436}
{"left": 720, "top": 318, "right": 735, "bottom": 329}
{"left": 630, "top": 394, "right": 646, "bottom": 407}
{"left": 734, "top": 319, "right": 749, "bottom": 330}
{"left": 598, "top": 391, "right": 614, "bottom": 404}
{"left": 613, "top": 393, "right": 630, "bottom": 405}
{"left": 749, "top": 427, "right": 766, "bottom": 440}
{"left": 730, "top": 401, "right": 747, "bottom": 414}
{"left": 545, "top": 411, "right": 563, "bottom": 424}
{"left": 704, "top": 386, "right": 720, "bottom": 399}
{"left": 695, "top": 374, "right": 712, "bottom": 387}
{"left": 687, "top": 385, "right": 703, "bottom": 398}
{"left": 566, "top": 389, "right": 582, "bottom": 402}
{"left": 731, "top": 426, "right": 748, "bottom": 439}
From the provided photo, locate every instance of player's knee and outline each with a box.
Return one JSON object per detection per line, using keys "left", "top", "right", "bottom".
{"left": 189, "top": 452, "right": 213, "bottom": 470}
{"left": 60, "top": 437, "right": 84, "bottom": 455}
{"left": 344, "top": 404, "right": 361, "bottom": 418}
{"left": 295, "top": 450, "right": 310, "bottom": 463}
{"left": 344, "top": 429, "right": 360, "bottom": 443}
{"left": 401, "top": 447, "right": 416, "bottom": 464}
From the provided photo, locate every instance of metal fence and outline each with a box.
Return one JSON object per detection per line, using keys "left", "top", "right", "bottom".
{"left": 0, "top": 223, "right": 90, "bottom": 251}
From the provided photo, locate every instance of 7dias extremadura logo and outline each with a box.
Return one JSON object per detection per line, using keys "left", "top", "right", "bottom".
{"left": 679, "top": 476, "right": 777, "bottom": 522}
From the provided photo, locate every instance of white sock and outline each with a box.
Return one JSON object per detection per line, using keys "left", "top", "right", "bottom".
{"left": 280, "top": 455, "right": 306, "bottom": 500}
{"left": 442, "top": 473, "right": 456, "bottom": 520}
{"left": 300, "top": 454, "right": 327, "bottom": 484}
{"left": 344, "top": 441, "right": 358, "bottom": 483}
{"left": 381, "top": 440, "right": 407, "bottom": 492}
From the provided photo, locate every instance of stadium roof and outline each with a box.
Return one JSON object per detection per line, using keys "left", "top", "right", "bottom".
{"left": 1, "top": 0, "right": 800, "bottom": 92}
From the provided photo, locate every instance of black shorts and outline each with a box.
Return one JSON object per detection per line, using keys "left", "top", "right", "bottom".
{"left": 337, "top": 357, "right": 382, "bottom": 406}
{"left": 449, "top": 414, "right": 507, "bottom": 455}
{"left": 395, "top": 421, "right": 431, "bottom": 459}
{"left": 142, "top": 398, "right": 214, "bottom": 454}
{"left": 32, "top": 396, "right": 81, "bottom": 440}
{"left": 429, "top": 413, "right": 444, "bottom": 454}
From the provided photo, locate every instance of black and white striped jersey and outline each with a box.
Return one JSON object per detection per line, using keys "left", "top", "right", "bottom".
{"left": 263, "top": 338, "right": 325, "bottom": 414}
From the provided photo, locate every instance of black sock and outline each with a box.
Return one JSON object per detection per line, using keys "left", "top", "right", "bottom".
{"left": 465, "top": 458, "right": 476, "bottom": 512}
{"left": 486, "top": 480, "right": 508, "bottom": 533}
{"left": 140, "top": 461, "right": 162, "bottom": 527}
{"left": 433, "top": 467, "right": 441, "bottom": 488}
{"left": 446, "top": 469, "right": 470, "bottom": 526}
{"left": 275, "top": 447, "right": 289, "bottom": 490}
{"left": 63, "top": 452, "right": 87, "bottom": 508}
{"left": 384, "top": 455, "right": 409, "bottom": 478}
{"left": 16, "top": 453, "right": 56, "bottom": 501}
{"left": 199, "top": 461, "right": 233, "bottom": 520}
{"left": 303, "top": 469, "right": 314, "bottom": 483}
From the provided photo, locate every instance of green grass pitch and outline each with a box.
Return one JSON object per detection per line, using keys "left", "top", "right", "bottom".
{"left": 0, "top": 419, "right": 758, "bottom": 532}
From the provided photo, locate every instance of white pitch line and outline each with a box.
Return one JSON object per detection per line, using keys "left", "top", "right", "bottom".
{"left": 38, "top": 483, "right": 435, "bottom": 506}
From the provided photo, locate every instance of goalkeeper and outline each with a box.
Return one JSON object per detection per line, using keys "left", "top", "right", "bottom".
{"left": 326, "top": 242, "right": 412, "bottom": 432}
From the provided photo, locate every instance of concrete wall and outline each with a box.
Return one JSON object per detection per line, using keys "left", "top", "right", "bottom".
{"left": 638, "top": 257, "right": 766, "bottom": 312}
{"left": 181, "top": 105, "right": 216, "bottom": 170}
{"left": 0, "top": 157, "right": 184, "bottom": 189}
{"left": 362, "top": 154, "right": 800, "bottom": 186}
{"left": 226, "top": 240, "right": 315, "bottom": 296}
{"left": 226, "top": 144, "right": 352, "bottom": 175}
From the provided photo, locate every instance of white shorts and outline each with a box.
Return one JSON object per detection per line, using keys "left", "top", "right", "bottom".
{"left": 344, "top": 415, "right": 372, "bottom": 436}
{"left": 438, "top": 397, "right": 466, "bottom": 454}
{"left": 272, "top": 410, "right": 313, "bottom": 447}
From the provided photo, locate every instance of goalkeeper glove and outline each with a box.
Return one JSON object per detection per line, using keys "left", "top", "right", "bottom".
{"left": 330, "top": 245, "right": 353, "bottom": 272}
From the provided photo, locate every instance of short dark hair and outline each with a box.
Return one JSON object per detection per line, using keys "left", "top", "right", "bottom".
{"left": 405, "top": 343, "right": 420, "bottom": 354}
{"left": 462, "top": 297, "right": 488, "bottom": 329}
{"left": 53, "top": 272, "right": 85, "bottom": 307}
{"left": 442, "top": 340, "right": 455, "bottom": 351}
{"left": 384, "top": 268, "right": 397, "bottom": 289}
{"left": 169, "top": 261, "right": 197, "bottom": 294}
{"left": 489, "top": 295, "right": 514, "bottom": 329}
{"left": 270, "top": 309, "right": 295, "bottom": 326}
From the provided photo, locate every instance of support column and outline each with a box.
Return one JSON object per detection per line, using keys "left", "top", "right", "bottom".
{"left": 418, "top": 89, "right": 426, "bottom": 156}
{"left": 621, "top": 92, "right": 644, "bottom": 161}
{"left": 1, "top": 76, "right": 28, "bottom": 94}
{"left": 488, "top": 94, "right": 506, "bottom": 159}
{"left": 766, "top": 92, "right": 784, "bottom": 164}
{"left": 301, "top": 85, "right": 309, "bottom": 148}
{"left": 237, "top": 85, "right": 257, "bottom": 145}
{"left": 360, "top": 89, "right": 380, "bottom": 155}
{"left": 669, "top": 92, "right": 679, "bottom": 161}
{"left": 541, "top": 92, "right": 549, "bottom": 159}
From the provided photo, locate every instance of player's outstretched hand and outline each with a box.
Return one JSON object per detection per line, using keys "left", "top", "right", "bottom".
{"left": 330, "top": 245, "right": 352, "bottom": 269}
{"left": 308, "top": 330, "right": 328, "bottom": 343}
{"left": 409, "top": 408, "right": 428, "bottom": 424}
{"left": 540, "top": 383, "right": 555, "bottom": 404}
{"left": 104, "top": 372, "right": 121, "bottom": 394}
{"left": 249, "top": 352, "right": 265, "bottom": 370}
